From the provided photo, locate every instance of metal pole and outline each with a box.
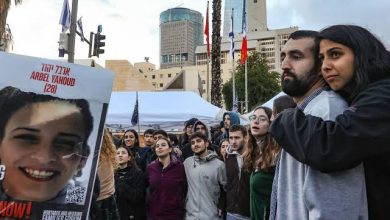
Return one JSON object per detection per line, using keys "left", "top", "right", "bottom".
{"left": 231, "top": 8, "right": 235, "bottom": 108}
{"left": 67, "top": 0, "right": 78, "bottom": 63}
{"left": 88, "top": 32, "right": 93, "bottom": 58}
{"left": 136, "top": 91, "right": 141, "bottom": 134}
{"left": 232, "top": 58, "right": 236, "bottom": 108}
{"left": 245, "top": 60, "right": 248, "bottom": 113}
{"left": 206, "top": 57, "right": 210, "bottom": 102}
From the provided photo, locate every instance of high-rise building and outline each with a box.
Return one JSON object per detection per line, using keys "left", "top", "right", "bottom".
{"left": 223, "top": 0, "right": 244, "bottom": 36}
{"left": 160, "top": 7, "right": 203, "bottom": 69}
{"left": 223, "top": 0, "right": 267, "bottom": 36}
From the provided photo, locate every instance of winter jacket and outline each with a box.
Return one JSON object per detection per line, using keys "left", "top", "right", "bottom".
{"left": 250, "top": 168, "right": 274, "bottom": 220}
{"left": 114, "top": 165, "right": 146, "bottom": 220}
{"left": 225, "top": 147, "right": 251, "bottom": 218}
{"left": 138, "top": 146, "right": 157, "bottom": 171}
{"left": 146, "top": 159, "right": 187, "bottom": 220}
{"left": 127, "top": 145, "right": 144, "bottom": 170}
{"left": 270, "top": 89, "right": 368, "bottom": 220}
{"left": 184, "top": 151, "right": 227, "bottom": 220}
{"left": 269, "top": 78, "right": 390, "bottom": 220}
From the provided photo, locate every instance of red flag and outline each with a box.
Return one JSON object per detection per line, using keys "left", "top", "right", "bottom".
{"left": 240, "top": 30, "right": 247, "bottom": 64}
{"left": 204, "top": 1, "right": 210, "bottom": 57}
{"left": 240, "top": 0, "right": 247, "bottom": 64}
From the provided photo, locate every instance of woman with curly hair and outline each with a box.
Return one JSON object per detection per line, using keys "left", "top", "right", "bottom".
{"left": 91, "top": 128, "right": 120, "bottom": 219}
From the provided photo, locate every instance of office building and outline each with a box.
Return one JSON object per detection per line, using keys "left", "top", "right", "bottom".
{"left": 160, "top": 7, "right": 203, "bottom": 69}
{"left": 223, "top": 0, "right": 267, "bottom": 36}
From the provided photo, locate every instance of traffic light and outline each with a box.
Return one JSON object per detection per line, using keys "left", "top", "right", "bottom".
{"left": 93, "top": 32, "right": 105, "bottom": 57}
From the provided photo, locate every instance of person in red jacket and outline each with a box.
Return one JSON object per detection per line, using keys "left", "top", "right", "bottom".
{"left": 146, "top": 137, "right": 187, "bottom": 220}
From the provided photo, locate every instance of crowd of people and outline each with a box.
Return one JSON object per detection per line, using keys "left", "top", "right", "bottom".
{"left": 89, "top": 24, "right": 390, "bottom": 220}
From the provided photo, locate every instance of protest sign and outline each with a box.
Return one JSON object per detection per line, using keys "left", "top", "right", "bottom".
{"left": 0, "top": 52, "right": 114, "bottom": 219}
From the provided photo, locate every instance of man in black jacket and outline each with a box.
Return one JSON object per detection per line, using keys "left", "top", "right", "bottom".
{"left": 225, "top": 124, "right": 250, "bottom": 220}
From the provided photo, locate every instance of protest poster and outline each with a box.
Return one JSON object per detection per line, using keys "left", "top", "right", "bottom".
{"left": 0, "top": 51, "right": 114, "bottom": 220}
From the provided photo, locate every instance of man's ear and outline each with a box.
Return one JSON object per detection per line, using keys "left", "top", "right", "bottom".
{"left": 205, "top": 140, "right": 209, "bottom": 148}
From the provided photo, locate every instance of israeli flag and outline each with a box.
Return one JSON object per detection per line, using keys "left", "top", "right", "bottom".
{"left": 59, "top": 0, "right": 71, "bottom": 32}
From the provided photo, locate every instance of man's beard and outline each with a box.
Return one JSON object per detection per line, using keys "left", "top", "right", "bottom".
{"left": 194, "top": 147, "right": 208, "bottom": 156}
{"left": 233, "top": 142, "right": 245, "bottom": 153}
{"left": 281, "top": 69, "right": 320, "bottom": 97}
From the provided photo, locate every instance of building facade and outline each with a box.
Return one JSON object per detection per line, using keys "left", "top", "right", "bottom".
{"left": 160, "top": 7, "right": 203, "bottom": 69}
{"left": 223, "top": 0, "right": 244, "bottom": 36}
{"left": 196, "top": 27, "right": 298, "bottom": 88}
{"left": 223, "top": 0, "right": 267, "bottom": 36}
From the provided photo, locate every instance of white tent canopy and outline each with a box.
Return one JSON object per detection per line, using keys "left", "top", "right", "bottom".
{"left": 243, "top": 91, "right": 286, "bottom": 119}
{"left": 106, "top": 91, "right": 223, "bottom": 131}
{"left": 261, "top": 91, "right": 286, "bottom": 109}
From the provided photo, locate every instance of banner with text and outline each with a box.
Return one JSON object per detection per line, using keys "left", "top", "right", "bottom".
{"left": 0, "top": 52, "right": 114, "bottom": 219}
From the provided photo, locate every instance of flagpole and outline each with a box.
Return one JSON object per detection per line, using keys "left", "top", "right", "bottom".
{"left": 232, "top": 57, "right": 236, "bottom": 108}
{"left": 68, "top": 0, "right": 78, "bottom": 63}
{"left": 136, "top": 91, "right": 140, "bottom": 134}
{"left": 231, "top": 8, "right": 236, "bottom": 108}
{"left": 205, "top": 1, "right": 210, "bottom": 102}
{"left": 207, "top": 57, "right": 210, "bottom": 102}
{"left": 242, "top": 0, "right": 248, "bottom": 113}
{"left": 245, "top": 60, "right": 248, "bottom": 113}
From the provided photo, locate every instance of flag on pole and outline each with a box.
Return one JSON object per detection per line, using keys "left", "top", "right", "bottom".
{"left": 77, "top": 16, "right": 85, "bottom": 42}
{"left": 240, "top": 1, "right": 248, "bottom": 64}
{"left": 59, "top": 0, "right": 71, "bottom": 32}
{"left": 229, "top": 9, "right": 234, "bottom": 60}
{"left": 204, "top": 1, "right": 210, "bottom": 57}
{"left": 131, "top": 92, "right": 139, "bottom": 126}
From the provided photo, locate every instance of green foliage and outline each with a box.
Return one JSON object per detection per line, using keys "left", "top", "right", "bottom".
{"left": 222, "top": 51, "right": 281, "bottom": 112}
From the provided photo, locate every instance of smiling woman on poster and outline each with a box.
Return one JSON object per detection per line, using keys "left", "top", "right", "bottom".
{"left": 0, "top": 86, "right": 93, "bottom": 203}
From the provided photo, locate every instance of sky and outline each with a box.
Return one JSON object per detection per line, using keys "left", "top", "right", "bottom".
{"left": 7, "top": 0, "right": 390, "bottom": 68}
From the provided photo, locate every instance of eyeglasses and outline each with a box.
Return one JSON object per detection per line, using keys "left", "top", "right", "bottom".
{"left": 248, "top": 115, "right": 269, "bottom": 123}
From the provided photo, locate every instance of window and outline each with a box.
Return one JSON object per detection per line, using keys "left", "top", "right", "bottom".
{"left": 202, "top": 80, "right": 206, "bottom": 84}
{"left": 159, "top": 83, "right": 163, "bottom": 87}
{"left": 168, "top": 74, "right": 172, "bottom": 78}
{"left": 254, "top": 0, "right": 257, "bottom": 2}
{"left": 160, "top": 74, "right": 164, "bottom": 78}
{"left": 152, "top": 75, "right": 155, "bottom": 79}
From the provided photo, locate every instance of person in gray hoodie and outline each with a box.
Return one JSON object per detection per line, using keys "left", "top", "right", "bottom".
{"left": 184, "top": 132, "right": 227, "bottom": 220}
{"left": 182, "top": 120, "right": 217, "bottom": 159}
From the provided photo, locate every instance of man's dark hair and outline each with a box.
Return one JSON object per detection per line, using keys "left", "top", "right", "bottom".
{"left": 189, "top": 131, "right": 208, "bottom": 142}
{"left": 144, "top": 129, "right": 155, "bottom": 136}
{"left": 229, "top": 124, "right": 247, "bottom": 137}
{"left": 319, "top": 24, "right": 390, "bottom": 100}
{"left": 168, "top": 133, "right": 179, "bottom": 146}
{"left": 288, "top": 30, "right": 321, "bottom": 70}
{"left": 273, "top": 95, "right": 297, "bottom": 115}
{"left": 153, "top": 129, "right": 168, "bottom": 138}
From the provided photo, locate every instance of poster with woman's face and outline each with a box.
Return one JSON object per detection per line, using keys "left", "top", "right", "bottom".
{"left": 0, "top": 52, "right": 114, "bottom": 220}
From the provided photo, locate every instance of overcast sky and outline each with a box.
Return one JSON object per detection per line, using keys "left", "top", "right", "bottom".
{"left": 7, "top": 0, "right": 390, "bottom": 68}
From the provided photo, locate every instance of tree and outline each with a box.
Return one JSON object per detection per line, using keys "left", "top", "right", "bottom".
{"left": 222, "top": 51, "right": 281, "bottom": 112}
{"left": 0, "top": 0, "right": 22, "bottom": 50}
{"left": 211, "top": 0, "right": 222, "bottom": 107}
